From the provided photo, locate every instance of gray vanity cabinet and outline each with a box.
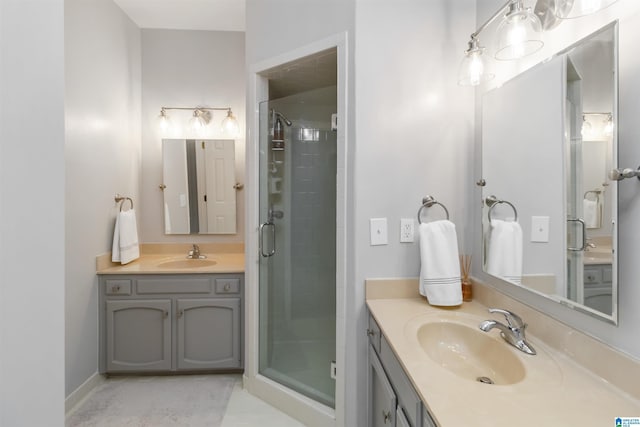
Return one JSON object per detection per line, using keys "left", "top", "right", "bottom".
{"left": 106, "top": 299, "right": 172, "bottom": 372}
{"left": 99, "top": 274, "right": 243, "bottom": 374}
{"left": 368, "top": 313, "right": 438, "bottom": 427}
{"left": 176, "top": 298, "right": 241, "bottom": 369}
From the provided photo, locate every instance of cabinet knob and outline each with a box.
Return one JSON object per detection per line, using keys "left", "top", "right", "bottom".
{"left": 112, "top": 285, "right": 120, "bottom": 292}
{"left": 178, "top": 310, "right": 184, "bottom": 318}
{"left": 224, "top": 283, "right": 231, "bottom": 291}
{"left": 382, "top": 410, "right": 391, "bottom": 423}
{"left": 366, "top": 329, "right": 376, "bottom": 337}
{"left": 163, "top": 311, "right": 169, "bottom": 318}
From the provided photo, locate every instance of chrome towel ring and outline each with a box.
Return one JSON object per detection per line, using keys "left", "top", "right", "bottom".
{"left": 417, "top": 195, "right": 450, "bottom": 224}
{"left": 485, "top": 195, "right": 517, "bottom": 222}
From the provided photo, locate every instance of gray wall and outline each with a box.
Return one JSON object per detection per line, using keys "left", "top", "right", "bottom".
{"left": 473, "top": 0, "right": 640, "bottom": 361}
{"left": 140, "top": 29, "right": 246, "bottom": 243}
{"left": 0, "top": 0, "right": 66, "bottom": 425}
{"left": 246, "top": 1, "right": 475, "bottom": 425}
{"left": 65, "top": 0, "right": 142, "bottom": 397}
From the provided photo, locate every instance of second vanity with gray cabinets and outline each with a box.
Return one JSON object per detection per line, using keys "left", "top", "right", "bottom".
{"left": 97, "top": 248, "right": 245, "bottom": 375}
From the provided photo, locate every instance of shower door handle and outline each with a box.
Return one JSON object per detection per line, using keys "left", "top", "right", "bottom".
{"left": 567, "top": 218, "right": 587, "bottom": 251}
{"left": 259, "top": 221, "right": 276, "bottom": 257}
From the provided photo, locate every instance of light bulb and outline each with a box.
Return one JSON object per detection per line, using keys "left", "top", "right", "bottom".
{"left": 189, "top": 110, "right": 208, "bottom": 134}
{"left": 158, "top": 109, "right": 171, "bottom": 132}
{"left": 495, "top": 1, "right": 543, "bottom": 61}
{"left": 604, "top": 116, "right": 614, "bottom": 136}
{"left": 457, "top": 38, "right": 494, "bottom": 87}
{"left": 581, "top": 117, "right": 592, "bottom": 138}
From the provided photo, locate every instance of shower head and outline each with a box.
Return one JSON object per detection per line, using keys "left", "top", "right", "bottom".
{"left": 271, "top": 109, "right": 292, "bottom": 126}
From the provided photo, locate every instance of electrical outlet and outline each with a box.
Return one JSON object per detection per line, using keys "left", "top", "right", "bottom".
{"left": 400, "top": 218, "right": 414, "bottom": 242}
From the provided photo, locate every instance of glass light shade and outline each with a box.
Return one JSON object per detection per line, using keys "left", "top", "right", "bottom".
{"left": 604, "top": 116, "right": 614, "bottom": 136}
{"left": 495, "top": 3, "right": 544, "bottom": 61}
{"left": 581, "top": 118, "right": 592, "bottom": 138}
{"left": 458, "top": 41, "right": 495, "bottom": 86}
{"left": 158, "top": 110, "right": 171, "bottom": 132}
{"left": 189, "top": 110, "right": 208, "bottom": 133}
{"left": 555, "top": 0, "right": 619, "bottom": 19}
{"left": 221, "top": 110, "right": 240, "bottom": 136}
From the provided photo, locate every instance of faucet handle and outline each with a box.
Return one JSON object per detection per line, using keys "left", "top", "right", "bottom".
{"left": 488, "top": 308, "right": 525, "bottom": 329}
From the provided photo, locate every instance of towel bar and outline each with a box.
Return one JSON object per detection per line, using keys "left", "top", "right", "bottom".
{"left": 417, "top": 195, "right": 450, "bottom": 224}
{"left": 486, "top": 195, "right": 518, "bottom": 222}
{"left": 115, "top": 194, "right": 134, "bottom": 212}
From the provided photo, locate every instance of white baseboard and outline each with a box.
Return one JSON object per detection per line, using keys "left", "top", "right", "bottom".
{"left": 65, "top": 372, "right": 105, "bottom": 415}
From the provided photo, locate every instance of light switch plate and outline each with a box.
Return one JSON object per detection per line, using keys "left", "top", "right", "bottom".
{"left": 531, "top": 216, "right": 550, "bottom": 242}
{"left": 370, "top": 218, "right": 388, "bottom": 246}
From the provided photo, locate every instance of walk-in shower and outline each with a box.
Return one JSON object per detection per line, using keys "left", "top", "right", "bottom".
{"left": 258, "top": 86, "right": 338, "bottom": 408}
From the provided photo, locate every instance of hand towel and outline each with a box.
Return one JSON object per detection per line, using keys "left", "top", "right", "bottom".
{"left": 486, "top": 219, "right": 523, "bottom": 285}
{"left": 583, "top": 198, "right": 599, "bottom": 228}
{"left": 112, "top": 209, "right": 140, "bottom": 265}
{"left": 419, "top": 220, "right": 462, "bottom": 306}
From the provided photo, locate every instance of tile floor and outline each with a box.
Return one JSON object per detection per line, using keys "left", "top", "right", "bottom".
{"left": 66, "top": 374, "right": 305, "bottom": 427}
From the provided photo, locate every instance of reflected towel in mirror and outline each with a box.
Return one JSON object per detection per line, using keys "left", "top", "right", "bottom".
{"left": 112, "top": 209, "right": 140, "bottom": 265}
{"left": 486, "top": 219, "right": 522, "bottom": 285}
{"left": 419, "top": 220, "right": 462, "bottom": 306}
{"left": 583, "top": 199, "right": 600, "bottom": 228}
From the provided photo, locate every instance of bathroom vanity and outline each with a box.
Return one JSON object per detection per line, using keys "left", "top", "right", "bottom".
{"left": 367, "top": 278, "right": 640, "bottom": 427}
{"left": 97, "top": 247, "right": 244, "bottom": 374}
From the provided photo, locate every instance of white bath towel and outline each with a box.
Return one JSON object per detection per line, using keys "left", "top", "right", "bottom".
{"left": 486, "top": 219, "right": 523, "bottom": 285}
{"left": 419, "top": 220, "right": 462, "bottom": 306}
{"left": 583, "top": 198, "right": 599, "bottom": 228}
{"left": 112, "top": 209, "right": 140, "bottom": 265}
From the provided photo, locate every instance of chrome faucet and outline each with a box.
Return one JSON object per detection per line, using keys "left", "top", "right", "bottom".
{"left": 585, "top": 239, "right": 597, "bottom": 251}
{"left": 187, "top": 244, "right": 205, "bottom": 259}
{"left": 479, "top": 308, "right": 536, "bottom": 355}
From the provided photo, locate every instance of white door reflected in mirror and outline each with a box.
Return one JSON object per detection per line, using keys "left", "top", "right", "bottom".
{"left": 162, "top": 139, "right": 237, "bottom": 235}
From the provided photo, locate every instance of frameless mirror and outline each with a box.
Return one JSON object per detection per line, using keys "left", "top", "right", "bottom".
{"left": 162, "top": 139, "right": 237, "bottom": 234}
{"left": 481, "top": 23, "right": 617, "bottom": 322}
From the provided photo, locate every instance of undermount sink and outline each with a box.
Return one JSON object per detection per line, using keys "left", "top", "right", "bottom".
{"left": 157, "top": 259, "right": 217, "bottom": 269}
{"left": 415, "top": 320, "right": 526, "bottom": 385}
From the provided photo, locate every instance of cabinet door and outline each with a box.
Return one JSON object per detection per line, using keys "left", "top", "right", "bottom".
{"left": 106, "top": 299, "right": 171, "bottom": 372}
{"left": 397, "top": 407, "right": 411, "bottom": 427}
{"left": 176, "top": 298, "right": 241, "bottom": 369}
{"left": 370, "top": 346, "right": 397, "bottom": 427}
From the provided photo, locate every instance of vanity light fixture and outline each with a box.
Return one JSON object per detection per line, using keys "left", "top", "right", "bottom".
{"left": 158, "top": 106, "right": 240, "bottom": 135}
{"left": 458, "top": 0, "right": 543, "bottom": 86}
{"left": 495, "top": 0, "right": 544, "bottom": 61}
{"left": 582, "top": 112, "right": 613, "bottom": 139}
{"left": 603, "top": 113, "right": 614, "bottom": 137}
{"left": 554, "top": 0, "right": 620, "bottom": 19}
{"left": 581, "top": 114, "right": 593, "bottom": 138}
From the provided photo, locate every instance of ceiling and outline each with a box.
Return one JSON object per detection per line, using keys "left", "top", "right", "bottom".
{"left": 113, "top": 0, "right": 245, "bottom": 31}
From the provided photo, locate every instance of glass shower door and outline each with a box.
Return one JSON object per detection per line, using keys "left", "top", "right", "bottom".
{"left": 257, "top": 88, "right": 337, "bottom": 408}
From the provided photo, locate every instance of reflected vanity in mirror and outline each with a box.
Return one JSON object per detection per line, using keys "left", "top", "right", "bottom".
{"left": 162, "top": 139, "right": 237, "bottom": 234}
{"left": 481, "top": 23, "right": 617, "bottom": 322}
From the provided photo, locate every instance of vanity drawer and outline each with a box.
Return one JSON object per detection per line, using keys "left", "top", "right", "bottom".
{"left": 215, "top": 278, "right": 241, "bottom": 294}
{"left": 380, "top": 335, "right": 422, "bottom": 427}
{"left": 105, "top": 279, "right": 131, "bottom": 295}
{"left": 136, "top": 278, "right": 211, "bottom": 294}
{"left": 368, "top": 314, "right": 382, "bottom": 354}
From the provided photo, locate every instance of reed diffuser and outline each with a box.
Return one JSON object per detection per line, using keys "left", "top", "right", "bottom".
{"left": 459, "top": 254, "right": 472, "bottom": 302}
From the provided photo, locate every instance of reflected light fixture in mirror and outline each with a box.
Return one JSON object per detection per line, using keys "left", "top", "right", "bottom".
{"left": 158, "top": 108, "right": 171, "bottom": 131}
{"left": 555, "top": 0, "right": 619, "bottom": 19}
{"left": 495, "top": 0, "right": 544, "bottom": 61}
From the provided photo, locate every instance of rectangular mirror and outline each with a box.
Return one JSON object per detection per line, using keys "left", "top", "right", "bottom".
{"left": 481, "top": 23, "right": 617, "bottom": 323}
{"left": 162, "top": 139, "right": 237, "bottom": 234}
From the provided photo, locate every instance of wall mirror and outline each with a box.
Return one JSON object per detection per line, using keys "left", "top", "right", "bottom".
{"left": 162, "top": 138, "right": 237, "bottom": 234}
{"left": 481, "top": 22, "right": 617, "bottom": 323}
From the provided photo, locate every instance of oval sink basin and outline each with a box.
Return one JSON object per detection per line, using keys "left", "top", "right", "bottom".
{"left": 157, "top": 259, "right": 217, "bottom": 269}
{"left": 416, "top": 321, "right": 525, "bottom": 385}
